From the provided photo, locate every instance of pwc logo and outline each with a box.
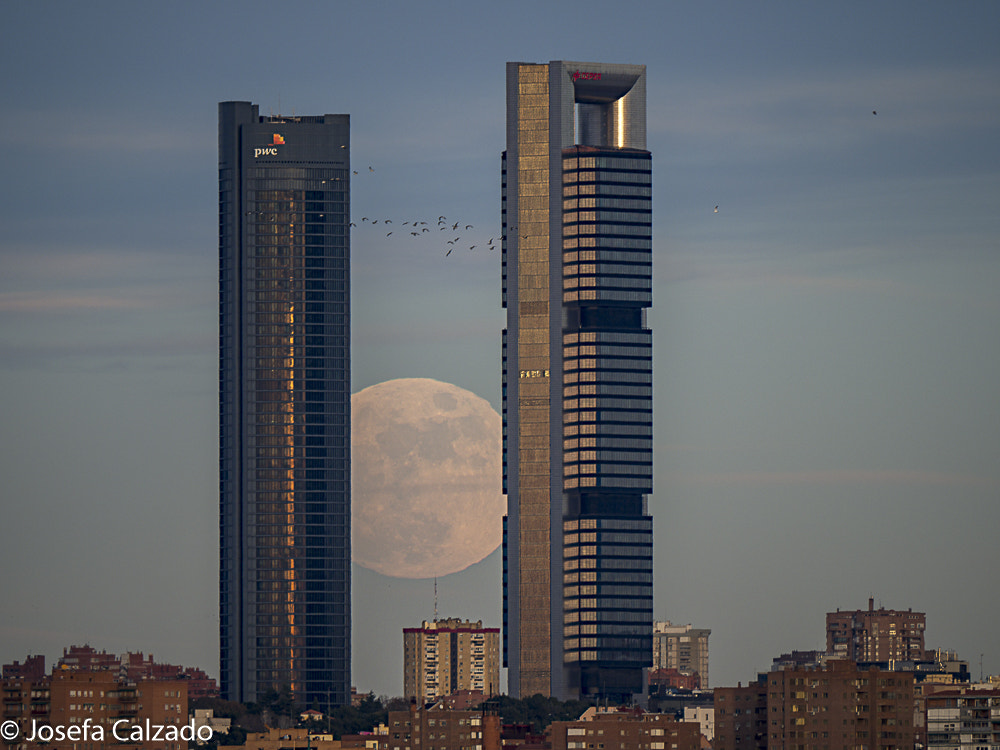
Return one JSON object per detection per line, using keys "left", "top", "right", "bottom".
{"left": 254, "top": 134, "right": 285, "bottom": 158}
{"left": 572, "top": 70, "right": 601, "bottom": 82}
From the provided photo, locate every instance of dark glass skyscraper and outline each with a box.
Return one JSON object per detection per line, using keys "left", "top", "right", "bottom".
{"left": 502, "top": 62, "right": 653, "bottom": 702}
{"left": 219, "top": 101, "right": 351, "bottom": 707}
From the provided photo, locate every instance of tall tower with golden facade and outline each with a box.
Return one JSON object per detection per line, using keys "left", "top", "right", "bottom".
{"left": 502, "top": 62, "right": 653, "bottom": 702}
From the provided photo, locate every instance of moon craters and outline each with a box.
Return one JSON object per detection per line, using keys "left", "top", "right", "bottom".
{"left": 351, "top": 378, "right": 504, "bottom": 578}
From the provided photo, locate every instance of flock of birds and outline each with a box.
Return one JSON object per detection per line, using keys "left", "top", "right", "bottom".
{"left": 351, "top": 214, "right": 505, "bottom": 257}
{"left": 346, "top": 109, "right": 886, "bottom": 256}
{"left": 349, "top": 165, "right": 504, "bottom": 256}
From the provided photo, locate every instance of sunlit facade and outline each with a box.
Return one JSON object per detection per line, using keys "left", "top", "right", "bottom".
{"left": 219, "top": 101, "right": 350, "bottom": 708}
{"left": 652, "top": 620, "right": 712, "bottom": 687}
{"left": 502, "top": 62, "right": 653, "bottom": 702}
{"left": 402, "top": 618, "right": 501, "bottom": 704}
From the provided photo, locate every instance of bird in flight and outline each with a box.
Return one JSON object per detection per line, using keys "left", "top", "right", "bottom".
{"left": 872, "top": 110, "right": 877, "bottom": 115}
{"left": 714, "top": 205, "right": 719, "bottom": 213}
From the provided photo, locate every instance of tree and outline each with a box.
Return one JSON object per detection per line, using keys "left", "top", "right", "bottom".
{"left": 303, "top": 692, "right": 388, "bottom": 739}
{"left": 485, "top": 694, "right": 596, "bottom": 733}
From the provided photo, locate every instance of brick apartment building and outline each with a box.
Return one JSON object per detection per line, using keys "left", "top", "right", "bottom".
{"left": 1, "top": 655, "right": 46, "bottom": 682}
{"left": 0, "top": 645, "right": 219, "bottom": 750}
{"left": 3, "top": 645, "right": 217, "bottom": 701}
{"left": 385, "top": 701, "right": 500, "bottom": 750}
{"left": 57, "top": 645, "right": 218, "bottom": 699}
{"left": 237, "top": 727, "right": 349, "bottom": 750}
{"left": 826, "top": 599, "right": 927, "bottom": 664}
{"left": 3, "top": 669, "right": 187, "bottom": 750}
{"left": 548, "top": 708, "right": 702, "bottom": 750}
{"left": 715, "top": 660, "right": 915, "bottom": 750}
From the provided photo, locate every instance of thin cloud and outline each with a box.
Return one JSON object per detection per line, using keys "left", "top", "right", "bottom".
{"left": 674, "top": 468, "right": 999, "bottom": 490}
{"left": 658, "top": 256, "right": 902, "bottom": 293}
{"left": 656, "top": 237, "right": 909, "bottom": 291}
{"left": 2, "top": 109, "right": 212, "bottom": 155}
{"left": 651, "top": 64, "right": 1000, "bottom": 157}
{"left": 0, "top": 246, "right": 214, "bottom": 312}
{"left": 0, "top": 291, "right": 152, "bottom": 313}
{"left": 0, "top": 336, "right": 213, "bottom": 372}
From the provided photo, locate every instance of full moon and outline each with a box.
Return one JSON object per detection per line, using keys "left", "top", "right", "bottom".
{"left": 351, "top": 378, "right": 504, "bottom": 578}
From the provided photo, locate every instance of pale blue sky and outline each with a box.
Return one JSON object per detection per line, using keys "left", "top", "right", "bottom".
{"left": 1, "top": 1, "right": 999, "bottom": 696}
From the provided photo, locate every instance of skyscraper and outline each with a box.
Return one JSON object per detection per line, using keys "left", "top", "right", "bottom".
{"left": 219, "top": 102, "right": 351, "bottom": 707}
{"left": 502, "top": 62, "right": 653, "bottom": 701}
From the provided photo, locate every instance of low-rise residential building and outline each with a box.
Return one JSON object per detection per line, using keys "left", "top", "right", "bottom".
{"left": 2, "top": 655, "right": 46, "bottom": 681}
{"left": 192, "top": 708, "right": 232, "bottom": 744}
{"left": 386, "top": 700, "right": 500, "bottom": 750}
{"left": 2, "top": 669, "right": 188, "bottom": 750}
{"left": 683, "top": 705, "right": 715, "bottom": 744}
{"left": 1, "top": 677, "right": 50, "bottom": 734}
{"left": 649, "top": 667, "right": 700, "bottom": 691}
{"left": 714, "top": 680, "right": 768, "bottom": 750}
{"left": 238, "top": 727, "right": 344, "bottom": 750}
{"left": 925, "top": 686, "right": 1000, "bottom": 750}
{"left": 4, "top": 644, "right": 217, "bottom": 699}
{"left": 549, "top": 708, "right": 701, "bottom": 750}
{"left": 646, "top": 686, "right": 714, "bottom": 724}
